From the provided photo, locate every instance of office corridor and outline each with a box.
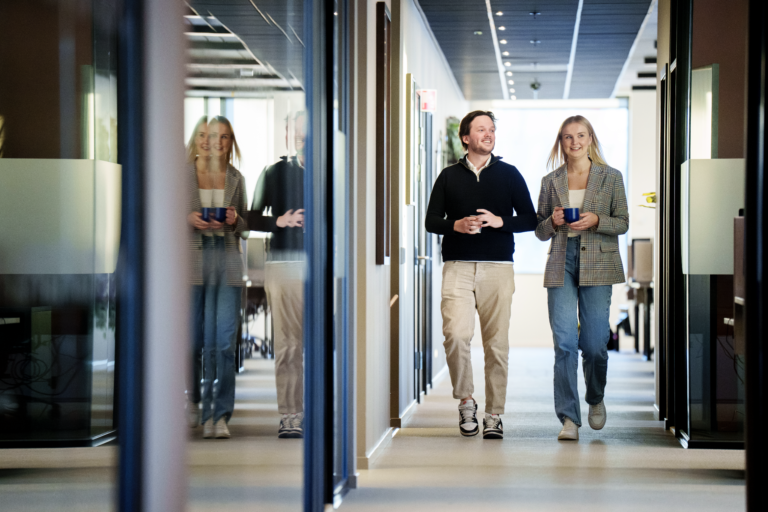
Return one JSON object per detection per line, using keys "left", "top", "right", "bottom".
{"left": 342, "top": 347, "right": 745, "bottom": 511}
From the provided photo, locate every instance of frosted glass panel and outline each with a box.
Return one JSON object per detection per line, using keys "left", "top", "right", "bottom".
{"left": 691, "top": 65, "right": 719, "bottom": 159}
{"left": 681, "top": 158, "right": 744, "bottom": 274}
{"left": 0, "top": 159, "right": 121, "bottom": 274}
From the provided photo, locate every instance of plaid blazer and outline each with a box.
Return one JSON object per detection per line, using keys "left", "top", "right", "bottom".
{"left": 188, "top": 162, "right": 248, "bottom": 287}
{"left": 535, "top": 163, "right": 629, "bottom": 288}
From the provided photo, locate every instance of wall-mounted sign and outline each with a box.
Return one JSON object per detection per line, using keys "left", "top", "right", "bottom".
{"left": 418, "top": 89, "right": 437, "bottom": 112}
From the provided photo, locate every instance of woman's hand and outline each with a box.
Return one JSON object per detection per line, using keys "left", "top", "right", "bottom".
{"left": 551, "top": 207, "right": 566, "bottom": 228}
{"left": 226, "top": 206, "right": 238, "bottom": 226}
{"left": 568, "top": 212, "right": 599, "bottom": 231}
{"left": 276, "top": 209, "right": 305, "bottom": 228}
{"left": 188, "top": 212, "right": 210, "bottom": 230}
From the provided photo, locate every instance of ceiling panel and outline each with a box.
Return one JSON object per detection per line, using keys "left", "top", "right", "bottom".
{"left": 418, "top": 0, "right": 652, "bottom": 100}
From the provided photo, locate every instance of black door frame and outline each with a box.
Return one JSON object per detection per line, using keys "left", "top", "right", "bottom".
{"left": 745, "top": 0, "right": 768, "bottom": 508}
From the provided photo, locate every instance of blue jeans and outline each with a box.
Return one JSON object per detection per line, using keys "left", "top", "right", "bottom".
{"left": 199, "top": 236, "right": 240, "bottom": 424}
{"left": 547, "top": 236, "right": 612, "bottom": 426}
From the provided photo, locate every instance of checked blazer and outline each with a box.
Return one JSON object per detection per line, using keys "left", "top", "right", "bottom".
{"left": 188, "top": 162, "right": 248, "bottom": 287}
{"left": 535, "top": 163, "right": 629, "bottom": 288}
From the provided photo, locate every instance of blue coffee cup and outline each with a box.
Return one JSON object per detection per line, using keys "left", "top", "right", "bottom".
{"left": 563, "top": 207, "right": 580, "bottom": 223}
{"left": 201, "top": 207, "right": 213, "bottom": 224}
{"left": 212, "top": 207, "right": 227, "bottom": 223}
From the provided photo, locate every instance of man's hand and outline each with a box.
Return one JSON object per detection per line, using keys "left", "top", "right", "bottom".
{"left": 276, "top": 208, "right": 305, "bottom": 228}
{"left": 568, "top": 212, "right": 599, "bottom": 231}
{"left": 475, "top": 209, "right": 503, "bottom": 229}
{"left": 454, "top": 216, "right": 481, "bottom": 234}
{"left": 551, "top": 207, "right": 566, "bottom": 228}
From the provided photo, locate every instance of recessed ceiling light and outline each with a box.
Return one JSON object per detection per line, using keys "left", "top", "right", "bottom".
{"left": 509, "top": 88, "right": 515, "bottom": 93}
{"left": 496, "top": 11, "right": 503, "bottom": 16}
{"left": 506, "top": 71, "right": 513, "bottom": 76}
{"left": 474, "top": 30, "right": 483, "bottom": 35}
{"left": 500, "top": 39, "right": 507, "bottom": 44}
{"left": 510, "top": 95, "right": 517, "bottom": 100}
{"left": 508, "top": 80, "right": 514, "bottom": 84}
{"left": 502, "top": 51, "right": 509, "bottom": 56}
{"left": 498, "top": 26, "right": 506, "bottom": 31}
{"left": 504, "top": 62, "right": 511, "bottom": 67}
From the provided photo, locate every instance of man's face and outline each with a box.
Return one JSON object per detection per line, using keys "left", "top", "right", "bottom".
{"left": 462, "top": 115, "right": 495, "bottom": 156}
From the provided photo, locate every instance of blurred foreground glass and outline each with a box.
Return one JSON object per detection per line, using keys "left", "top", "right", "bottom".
{"left": 0, "top": 0, "right": 119, "bottom": 508}
{"left": 183, "top": 1, "right": 306, "bottom": 509}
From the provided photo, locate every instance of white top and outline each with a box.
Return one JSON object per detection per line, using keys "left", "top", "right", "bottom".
{"left": 568, "top": 189, "right": 586, "bottom": 238}
{"left": 199, "top": 188, "right": 226, "bottom": 236}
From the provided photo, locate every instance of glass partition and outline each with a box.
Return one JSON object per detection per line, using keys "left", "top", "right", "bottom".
{"left": 183, "top": 1, "right": 307, "bottom": 508}
{"left": 0, "top": 0, "right": 119, "bottom": 450}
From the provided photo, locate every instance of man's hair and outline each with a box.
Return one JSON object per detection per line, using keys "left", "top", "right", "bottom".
{"left": 458, "top": 110, "right": 496, "bottom": 150}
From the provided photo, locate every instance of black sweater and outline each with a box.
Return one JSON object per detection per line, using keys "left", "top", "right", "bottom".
{"left": 248, "top": 156, "right": 304, "bottom": 257}
{"left": 425, "top": 155, "right": 537, "bottom": 262}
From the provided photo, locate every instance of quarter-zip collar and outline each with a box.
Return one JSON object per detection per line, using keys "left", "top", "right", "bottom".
{"left": 459, "top": 153, "right": 502, "bottom": 182}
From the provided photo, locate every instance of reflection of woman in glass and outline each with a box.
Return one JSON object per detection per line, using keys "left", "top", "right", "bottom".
{"left": 535, "top": 115, "right": 628, "bottom": 441}
{"left": 185, "top": 116, "right": 209, "bottom": 430}
{"left": 187, "top": 115, "right": 247, "bottom": 439}
{"left": 248, "top": 111, "right": 305, "bottom": 438}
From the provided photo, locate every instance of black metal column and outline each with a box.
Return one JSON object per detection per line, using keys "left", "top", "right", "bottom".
{"left": 116, "top": 0, "right": 144, "bottom": 509}
{"left": 745, "top": 0, "right": 768, "bottom": 508}
{"left": 304, "top": 0, "right": 333, "bottom": 509}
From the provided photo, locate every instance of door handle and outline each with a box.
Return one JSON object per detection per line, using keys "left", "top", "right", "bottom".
{"left": 417, "top": 256, "right": 431, "bottom": 260}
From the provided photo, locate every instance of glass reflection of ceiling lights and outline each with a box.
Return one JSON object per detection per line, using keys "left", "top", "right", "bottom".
{"left": 184, "top": 1, "right": 305, "bottom": 96}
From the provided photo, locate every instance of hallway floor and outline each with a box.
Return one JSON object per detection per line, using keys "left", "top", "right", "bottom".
{"left": 341, "top": 347, "right": 745, "bottom": 512}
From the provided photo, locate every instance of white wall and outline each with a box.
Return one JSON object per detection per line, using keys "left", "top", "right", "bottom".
{"left": 628, "top": 90, "right": 657, "bottom": 240}
{"left": 353, "top": 0, "right": 468, "bottom": 469}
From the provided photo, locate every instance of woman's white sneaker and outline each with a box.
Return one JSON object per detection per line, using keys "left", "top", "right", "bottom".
{"left": 588, "top": 400, "right": 607, "bottom": 430}
{"left": 558, "top": 418, "right": 579, "bottom": 441}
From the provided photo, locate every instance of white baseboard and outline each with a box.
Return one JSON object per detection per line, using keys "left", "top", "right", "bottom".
{"left": 356, "top": 427, "right": 395, "bottom": 470}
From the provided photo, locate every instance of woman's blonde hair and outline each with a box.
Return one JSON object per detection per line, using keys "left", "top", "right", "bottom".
{"left": 547, "top": 115, "right": 608, "bottom": 171}
{"left": 186, "top": 116, "right": 208, "bottom": 163}
{"left": 209, "top": 115, "right": 242, "bottom": 167}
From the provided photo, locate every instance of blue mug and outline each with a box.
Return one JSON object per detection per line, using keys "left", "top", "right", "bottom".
{"left": 212, "top": 207, "right": 227, "bottom": 223}
{"left": 201, "top": 207, "right": 213, "bottom": 224}
{"left": 563, "top": 207, "right": 580, "bottom": 223}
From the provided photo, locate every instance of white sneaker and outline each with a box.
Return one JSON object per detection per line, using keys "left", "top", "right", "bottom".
{"left": 558, "top": 418, "right": 579, "bottom": 441}
{"left": 482, "top": 413, "right": 503, "bottom": 439}
{"left": 203, "top": 418, "right": 214, "bottom": 438}
{"left": 458, "top": 399, "right": 479, "bottom": 437}
{"left": 278, "top": 413, "right": 303, "bottom": 438}
{"left": 588, "top": 400, "right": 607, "bottom": 430}
{"left": 186, "top": 401, "right": 201, "bottom": 428}
{"left": 214, "top": 419, "right": 230, "bottom": 439}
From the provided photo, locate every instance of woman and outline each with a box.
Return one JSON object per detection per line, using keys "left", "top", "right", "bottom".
{"left": 187, "top": 115, "right": 248, "bottom": 439}
{"left": 535, "top": 115, "right": 629, "bottom": 441}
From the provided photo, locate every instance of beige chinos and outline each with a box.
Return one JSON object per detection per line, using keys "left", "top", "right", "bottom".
{"left": 265, "top": 261, "right": 305, "bottom": 414}
{"left": 441, "top": 261, "right": 516, "bottom": 414}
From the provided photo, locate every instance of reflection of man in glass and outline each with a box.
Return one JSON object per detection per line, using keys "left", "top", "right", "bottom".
{"left": 248, "top": 112, "right": 305, "bottom": 438}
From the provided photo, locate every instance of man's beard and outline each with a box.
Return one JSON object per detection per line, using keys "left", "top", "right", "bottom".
{"left": 469, "top": 139, "right": 494, "bottom": 155}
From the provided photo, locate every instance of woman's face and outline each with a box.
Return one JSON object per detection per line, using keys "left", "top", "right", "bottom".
{"left": 209, "top": 122, "right": 232, "bottom": 159}
{"left": 561, "top": 122, "right": 592, "bottom": 161}
{"left": 195, "top": 123, "right": 210, "bottom": 157}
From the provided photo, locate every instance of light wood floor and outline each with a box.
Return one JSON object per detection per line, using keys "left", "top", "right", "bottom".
{"left": 0, "top": 349, "right": 745, "bottom": 511}
{"left": 341, "top": 347, "right": 745, "bottom": 512}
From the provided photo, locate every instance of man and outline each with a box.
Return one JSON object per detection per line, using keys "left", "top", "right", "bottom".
{"left": 425, "top": 110, "right": 537, "bottom": 439}
{"left": 248, "top": 112, "right": 306, "bottom": 438}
